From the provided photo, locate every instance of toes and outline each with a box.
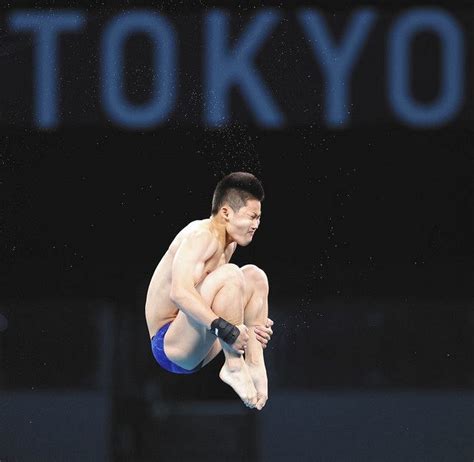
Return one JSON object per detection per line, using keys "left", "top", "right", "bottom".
{"left": 256, "top": 395, "right": 268, "bottom": 410}
{"left": 244, "top": 394, "right": 258, "bottom": 408}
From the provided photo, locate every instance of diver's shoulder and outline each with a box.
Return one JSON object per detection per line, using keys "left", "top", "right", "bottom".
{"left": 188, "top": 219, "right": 217, "bottom": 241}
{"left": 184, "top": 218, "right": 211, "bottom": 233}
{"left": 168, "top": 219, "right": 217, "bottom": 255}
{"left": 176, "top": 221, "right": 218, "bottom": 255}
{"left": 175, "top": 219, "right": 214, "bottom": 242}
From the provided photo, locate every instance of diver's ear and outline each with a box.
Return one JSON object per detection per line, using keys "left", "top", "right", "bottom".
{"left": 221, "top": 205, "right": 231, "bottom": 221}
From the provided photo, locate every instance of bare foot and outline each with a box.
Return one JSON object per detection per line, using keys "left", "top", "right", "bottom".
{"left": 247, "top": 363, "right": 268, "bottom": 410}
{"left": 219, "top": 361, "right": 258, "bottom": 408}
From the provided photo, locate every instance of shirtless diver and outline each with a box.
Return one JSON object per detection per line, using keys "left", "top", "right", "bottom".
{"left": 145, "top": 172, "right": 273, "bottom": 410}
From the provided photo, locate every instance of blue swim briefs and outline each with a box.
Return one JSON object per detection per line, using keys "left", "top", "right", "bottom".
{"left": 151, "top": 321, "right": 204, "bottom": 374}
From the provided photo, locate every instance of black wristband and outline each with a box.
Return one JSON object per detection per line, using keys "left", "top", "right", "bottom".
{"left": 210, "top": 317, "right": 240, "bottom": 345}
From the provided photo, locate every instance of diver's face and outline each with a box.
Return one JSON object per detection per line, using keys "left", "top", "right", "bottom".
{"left": 226, "top": 199, "right": 261, "bottom": 246}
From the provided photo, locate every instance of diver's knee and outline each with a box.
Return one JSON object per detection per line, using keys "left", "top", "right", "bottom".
{"left": 241, "top": 264, "right": 269, "bottom": 293}
{"left": 221, "top": 263, "right": 245, "bottom": 289}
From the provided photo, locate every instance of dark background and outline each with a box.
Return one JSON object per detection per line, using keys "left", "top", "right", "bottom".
{"left": 1, "top": 2, "right": 473, "bottom": 461}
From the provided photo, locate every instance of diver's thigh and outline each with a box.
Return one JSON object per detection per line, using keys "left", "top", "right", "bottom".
{"left": 164, "top": 264, "right": 244, "bottom": 369}
{"left": 164, "top": 309, "right": 216, "bottom": 369}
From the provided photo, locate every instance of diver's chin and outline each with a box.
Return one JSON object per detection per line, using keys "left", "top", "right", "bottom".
{"left": 235, "top": 236, "right": 251, "bottom": 247}
{"left": 244, "top": 235, "right": 254, "bottom": 246}
{"left": 233, "top": 232, "right": 254, "bottom": 247}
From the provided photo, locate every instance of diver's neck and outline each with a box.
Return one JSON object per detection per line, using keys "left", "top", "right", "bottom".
{"left": 208, "top": 215, "right": 234, "bottom": 247}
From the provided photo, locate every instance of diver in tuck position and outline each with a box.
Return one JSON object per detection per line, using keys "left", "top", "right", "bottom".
{"left": 145, "top": 172, "right": 274, "bottom": 410}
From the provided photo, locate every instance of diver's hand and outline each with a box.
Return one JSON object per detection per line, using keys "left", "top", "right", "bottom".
{"left": 254, "top": 318, "right": 274, "bottom": 349}
{"left": 232, "top": 324, "right": 250, "bottom": 355}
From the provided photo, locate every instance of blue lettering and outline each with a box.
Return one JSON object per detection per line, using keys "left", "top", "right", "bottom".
{"left": 299, "top": 9, "right": 377, "bottom": 127}
{"left": 388, "top": 8, "right": 464, "bottom": 127}
{"left": 204, "top": 9, "right": 284, "bottom": 128}
{"left": 101, "top": 11, "right": 177, "bottom": 128}
{"left": 9, "top": 11, "right": 85, "bottom": 129}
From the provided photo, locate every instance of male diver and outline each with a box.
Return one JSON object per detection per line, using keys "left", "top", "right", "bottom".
{"left": 145, "top": 172, "right": 273, "bottom": 410}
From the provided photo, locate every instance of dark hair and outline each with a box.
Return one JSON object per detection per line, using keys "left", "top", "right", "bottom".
{"left": 211, "top": 172, "right": 264, "bottom": 215}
